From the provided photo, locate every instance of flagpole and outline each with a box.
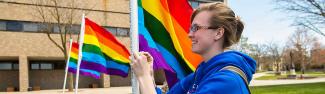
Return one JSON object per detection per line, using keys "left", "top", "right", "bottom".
{"left": 63, "top": 38, "right": 73, "bottom": 94}
{"left": 130, "top": 0, "right": 140, "bottom": 94}
{"left": 75, "top": 14, "right": 86, "bottom": 94}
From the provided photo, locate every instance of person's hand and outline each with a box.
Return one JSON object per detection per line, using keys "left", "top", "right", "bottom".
{"left": 130, "top": 51, "right": 157, "bottom": 94}
{"left": 130, "top": 51, "right": 154, "bottom": 78}
{"left": 142, "top": 52, "right": 154, "bottom": 78}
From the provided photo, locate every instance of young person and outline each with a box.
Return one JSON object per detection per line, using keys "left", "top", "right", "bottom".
{"left": 131, "top": 2, "right": 256, "bottom": 94}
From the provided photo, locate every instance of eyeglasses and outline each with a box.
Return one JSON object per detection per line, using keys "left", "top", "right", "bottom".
{"left": 189, "top": 24, "right": 218, "bottom": 33}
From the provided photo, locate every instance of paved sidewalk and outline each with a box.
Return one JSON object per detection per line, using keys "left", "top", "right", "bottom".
{"left": 252, "top": 72, "right": 269, "bottom": 79}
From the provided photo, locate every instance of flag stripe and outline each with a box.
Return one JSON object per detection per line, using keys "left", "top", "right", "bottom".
{"left": 69, "top": 57, "right": 77, "bottom": 63}
{"left": 82, "top": 52, "right": 106, "bottom": 67}
{"left": 141, "top": 0, "right": 202, "bottom": 71}
{"left": 82, "top": 43, "right": 130, "bottom": 64}
{"left": 85, "top": 25, "right": 129, "bottom": 58}
{"left": 70, "top": 52, "right": 79, "bottom": 60}
{"left": 79, "top": 17, "right": 130, "bottom": 77}
{"left": 68, "top": 42, "right": 101, "bottom": 79}
{"left": 68, "top": 68, "right": 101, "bottom": 79}
{"left": 142, "top": 9, "right": 192, "bottom": 74}
{"left": 170, "top": 0, "right": 201, "bottom": 67}
{"left": 84, "top": 18, "right": 130, "bottom": 58}
{"left": 79, "top": 60, "right": 129, "bottom": 74}
{"left": 138, "top": 0, "right": 203, "bottom": 87}
{"left": 139, "top": 35, "right": 186, "bottom": 79}
{"left": 71, "top": 47, "right": 79, "bottom": 54}
{"left": 80, "top": 60, "right": 129, "bottom": 77}
{"left": 159, "top": 0, "right": 192, "bottom": 33}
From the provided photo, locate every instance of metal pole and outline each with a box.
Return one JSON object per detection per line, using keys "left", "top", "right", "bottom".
{"left": 75, "top": 14, "right": 86, "bottom": 94}
{"left": 130, "top": 0, "right": 139, "bottom": 94}
{"left": 63, "top": 38, "right": 73, "bottom": 94}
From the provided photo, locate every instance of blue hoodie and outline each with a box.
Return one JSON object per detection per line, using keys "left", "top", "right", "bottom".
{"left": 165, "top": 51, "right": 256, "bottom": 94}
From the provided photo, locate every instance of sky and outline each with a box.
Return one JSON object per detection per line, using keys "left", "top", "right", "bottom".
{"left": 228, "top": 0, "right": 325, "bottom": 46}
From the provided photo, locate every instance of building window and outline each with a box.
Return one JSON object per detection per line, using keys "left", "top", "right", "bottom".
{"left": 54, "top": 62, "right": 66, "bottom": 69}
{"left": 40, "top": 63, "right": 53, "bottom": 69}
{"left": 0, "top": 19, "right": 129, "bottom": 37}
{"left": 0, "top": 63, "right": 12, "bottom": 70}
{"left": 105, "top": 27, "right": 117, "bottom": 35}
{"left": 13, "top": 63, "right": 19, "bottom": 70}
{"left": 30, "top": 61, "right": 65, "bottom": 70}
{"left": 30, "top": 63, "right": 54, "bottom": 70}
{"left": 0, "top": 21, "right": 6, "bottom": 31}
{"left": 117, "top": 28, "right": 129, "bottom": 36}
{"left": 23, "top": 22, "right": 39, "bottom": 32}
{"left": 69, "top": 25, "right": 81, "bottom": 34}
{"left": 31, "top": 63, "right": 40, "bottom": 70}
{"left": 104, "top": 27, "right": 129, "bottom": 36}
{"left": 6, "top": 21, "right": 23, "bottom": 31}
{"left": 189, "top": 1, "right": 199, "bottom": 9}
{"left": 188, "top": 0, "right": 225, "bottom": 9}
{"left": 0, "top": 61, "right": 19, "bottom": 70}
{"left": 53, "top": 24, "right": 60, "bottom": 33}
{"left": 38, "top": 23, "right": 54, "bottom": 33}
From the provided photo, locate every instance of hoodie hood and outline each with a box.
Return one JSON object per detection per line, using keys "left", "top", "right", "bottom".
{"left": 197, "top": 50, "right": 256, "bottom": 83}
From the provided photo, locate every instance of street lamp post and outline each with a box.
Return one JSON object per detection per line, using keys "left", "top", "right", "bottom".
{"left": 289, "top": 51, "right": 296, "bottom": 78}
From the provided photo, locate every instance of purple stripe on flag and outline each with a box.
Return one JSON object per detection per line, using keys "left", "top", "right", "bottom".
{"left": 164, "top": 70, "right": 179, "bottom": 88}
{"left": 139, "top": 35, "right": 174, "bottom": 73}
{"left": 80, "top": 61, "right": 129, "bottom": 77}
{"left": 68, "top": 68, "right": 101, "bottom": 79}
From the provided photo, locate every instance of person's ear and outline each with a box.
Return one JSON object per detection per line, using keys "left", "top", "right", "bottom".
{"left": 214, "top": 27, "right": 224, "bottom": 41}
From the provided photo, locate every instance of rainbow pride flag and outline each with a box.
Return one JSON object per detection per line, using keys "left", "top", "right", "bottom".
{"left": 68, "top": 42, "right": 101, "bottom": 79}
{"left": 79, "top": 18, "right": 131, "bottom": 77}
{"left": 138, "top": 0, "right": 203, "bottom": 87}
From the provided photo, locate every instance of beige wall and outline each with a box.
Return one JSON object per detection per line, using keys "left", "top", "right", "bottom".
{"left": 110, "top": 74, "right": 131, "bottom": 86}
{"left": 0, "top": 0, "right": 130, "bottom": 28}
{"left": 0, "top": 31, "right": 64, "bottom": 58}
{"left": 0, "top": 0, "right": 172, "bottom": 91}
{"left": 0, "top": 31, "right": 131, "bottom": 91}
{"left": 19, "top": 55, "right": 29, "bottom": 91}
{"left": 0, "top": 31, "right": 130, "bottom": 58}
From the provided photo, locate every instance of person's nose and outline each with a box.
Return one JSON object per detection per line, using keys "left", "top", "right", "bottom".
{"left": 188, "top": 31, "right": 194, "bottom": 39}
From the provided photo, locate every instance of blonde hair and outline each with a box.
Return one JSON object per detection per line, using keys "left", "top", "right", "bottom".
{"left": 191, "top": 2, "right": 244, "bottom": 48}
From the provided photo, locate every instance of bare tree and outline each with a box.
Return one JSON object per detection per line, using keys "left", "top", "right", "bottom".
{"left": 265, "top": 41, "right": 283, "bottom": 75}
{"left": 274, "top": 0, "right": 325, "bottom": 37}
{"left": 286, "top": 28, "right": 317, "bottom": 74}
{"left": 230, "top": 36, "right": 253, "bottom": 53}
{"left": 310, "top": 41, "right": 325, "bottom": 72}
{"left": 250, "top": 44, "right": 268, "bottom": 71}
{"left": 30, "top": 0, "right": 94, "bottom": 91}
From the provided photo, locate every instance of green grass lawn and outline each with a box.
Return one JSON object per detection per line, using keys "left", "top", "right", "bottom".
{"left": 250, "top": 82, "right": 325, "bottom": 94}
{"left": 296, "top": 71, "right": 325, "bottom": 74}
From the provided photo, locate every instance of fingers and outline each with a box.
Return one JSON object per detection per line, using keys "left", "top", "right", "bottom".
{"left": 129, "top": 56, "right": 135, "bottom": 66}
{"left": 130, "top": 51, "right": 146, "bottom": 67}
{"left": 132, "top": 51, "right": 140, "bottom": 60}
{"left": 142, "top": 52, "right": 153, "bottom": 63}
{"left": 132, "top": 51, "right": 143, "bottom": 66}
{"left": 130, "top": 51, "right": 153, "bottom": 64}
{"left": 138, "top": 52, "right": 153, "bottom": 64}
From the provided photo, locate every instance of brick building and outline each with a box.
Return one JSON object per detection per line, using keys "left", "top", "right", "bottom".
{"left": 0, "top": 0, "right": 225, "bottom": 92}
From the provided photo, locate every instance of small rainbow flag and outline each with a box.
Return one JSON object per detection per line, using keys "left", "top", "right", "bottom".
{"left": 138, "top": 0, "right": 203, "bottom": 87}
{"left": 68, "top": 42, "right": 101, "bottom": 79}
{"left": 79, "top": 18, "right": 130, "bottom": 77}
